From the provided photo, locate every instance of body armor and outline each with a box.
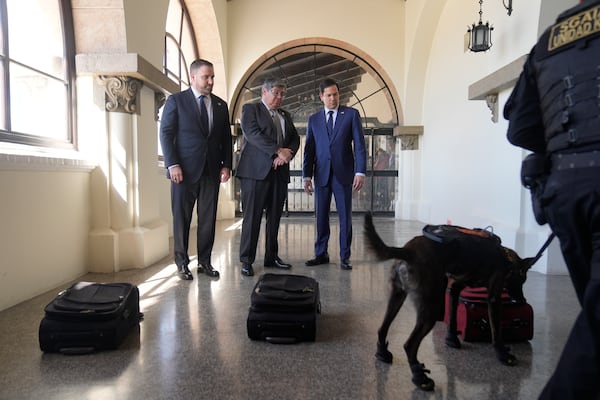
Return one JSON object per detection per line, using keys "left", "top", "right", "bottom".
{"left": 532, "top": 2, "right": 600, "bottom": 153}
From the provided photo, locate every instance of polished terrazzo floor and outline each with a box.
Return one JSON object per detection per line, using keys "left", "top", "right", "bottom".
{"left": 0, "top": 216, "right": 578, "bottom": 400}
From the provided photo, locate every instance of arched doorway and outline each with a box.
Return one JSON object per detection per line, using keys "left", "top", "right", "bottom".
{"left": 230, "top": 39, "right": 402, "bottom": 216}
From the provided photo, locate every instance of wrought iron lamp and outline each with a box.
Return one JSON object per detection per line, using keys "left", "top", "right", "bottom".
{"left": 467, "top": 0, "right": 493, "bottom": 52}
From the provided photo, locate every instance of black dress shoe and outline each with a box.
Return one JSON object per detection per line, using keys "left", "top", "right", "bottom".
{"left": 241, "top": 264, "right": 254, "bottom": 276}
{"left": 198, "top": 263, "right": 220, "bottom": 278}
{"left": 177, "top": 264, "right": 193, "bottom": 280}
{"left": 341, "top": 259, "right": 353, "bottom": 270}
{"left": 264, "top": 257, "right": 292, "bottom": 269}
{"left": 305, "top": 253, "right": 330, "bottom": 266}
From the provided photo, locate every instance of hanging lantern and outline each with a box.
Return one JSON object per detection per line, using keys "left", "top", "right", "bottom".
{"left": 468, "top": 0, "right": 493, "bottom": 52}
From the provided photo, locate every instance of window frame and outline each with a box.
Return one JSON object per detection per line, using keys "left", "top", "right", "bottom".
{"left": 0, "top": 0, "right": 76, "bottom": 149}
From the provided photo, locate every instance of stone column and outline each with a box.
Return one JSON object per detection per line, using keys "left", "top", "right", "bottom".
{"left": 88, "top": 75, "right": 168, "bottom": 272}
{"left": 395, "top": 126, "right": 423, "bottom": 220}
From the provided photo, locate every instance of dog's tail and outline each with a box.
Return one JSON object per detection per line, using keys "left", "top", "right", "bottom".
{"left": 364, "top": 212, "right": 414, "bottom": 261}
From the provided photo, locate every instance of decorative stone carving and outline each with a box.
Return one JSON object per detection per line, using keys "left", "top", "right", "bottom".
{"left": 155, "top": 92, "right": 166, "bottom": 121}
{"left": 400, "top": 135, "right": 419, "bottom": 150}
{"left": 97, "top": 75, "right": 143, "bottom": 114}
{"left": 394, "top": 126, "right": 423, "bottom": 150}
{"left": 486, "top": 93, "right": 498, "bottom": 123}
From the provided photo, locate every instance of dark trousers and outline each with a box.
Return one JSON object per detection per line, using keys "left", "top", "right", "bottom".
{"left": 171, "top": 175, "right": 220, "bottom": 267}
{"left": 314, "top": 172, "right": 352, "bottom": 260}
{"left": 239, "top": 170, "right": 287, "bottom": 264}
{"left": 539, "top": 168, "right": 600, "bottom": 400}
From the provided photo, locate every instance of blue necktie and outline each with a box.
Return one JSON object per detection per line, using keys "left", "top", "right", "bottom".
{"left": 199, "top": 95, "right": 209, "bottom": 133}
{"left": 327, "top": 110, "right": 334, "bottom": 138}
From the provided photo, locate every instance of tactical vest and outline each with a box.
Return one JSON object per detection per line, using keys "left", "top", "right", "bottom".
{"left": 533, "top": 1, "right": 600, "bottom": 153}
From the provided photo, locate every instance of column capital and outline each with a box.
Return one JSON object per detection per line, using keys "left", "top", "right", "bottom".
{"left": 97, "top": 75, "right": 143, "bottom": 114}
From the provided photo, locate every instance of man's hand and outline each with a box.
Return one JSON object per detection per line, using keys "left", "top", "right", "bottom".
{"left": 169, "top": 165, "right": 183, "bottom": 184}
{"left": 220, "top": 168, "right": 231, "bottom": 183}
{"left": 273, "top": 148, "right": 293, "bottom": 169}
{"left": 273, "top": 157, "right": 286, "bottom": 169}
{"left": 353, "top": 175, "right": 365, "bottom": 192}
{"left": 304, "top": 179, "right": 314, "bottom": 195}
{"left": 277, "top": 148, "right": 293, "bottom": 163}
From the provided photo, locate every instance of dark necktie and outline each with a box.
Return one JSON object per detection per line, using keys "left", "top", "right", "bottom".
{"left": 272, "top": 110, "right": 284, "bottom": 147}
{"left": 199, "top": 95, "right": 209, "bottom": 133}
{"left": 327, "top": 110, "right": 334, "bottom": 138}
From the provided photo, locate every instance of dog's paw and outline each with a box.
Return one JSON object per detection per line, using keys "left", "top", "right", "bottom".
{"left": 444, "top": 332, "right": 461, "bottom": 349}
{"left": 375, "top": 341, "right": 393, "bottom": 364}
{"left": 495, "top": 346, "right": 518, "bottom": 366}
{"left": 410, "top": 363, "right": 435, "bottom": 391}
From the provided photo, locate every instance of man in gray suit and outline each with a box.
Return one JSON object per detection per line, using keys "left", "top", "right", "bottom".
{"left": 236, "top": 78, "right": 300, "bottom": 276}
{"left": 160, "top": 59, "right": 232, "bottom": 280}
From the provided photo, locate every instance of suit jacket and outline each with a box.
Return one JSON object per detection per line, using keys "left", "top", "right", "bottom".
{"left": 236, "top": 102, "right": 300, "bottom": 182}
{"left": 303, "top": 105, "right": 367, "bottom": 186}
{"left": 160, "top": 89, "right": 232, "bottom": 183}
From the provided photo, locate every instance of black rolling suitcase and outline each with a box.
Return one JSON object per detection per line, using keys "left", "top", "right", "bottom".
{"left": 247, "top": 273, "right": 320, "bottom": 343}
{"left": 39, "top": 281, "right": 142, "bottom": 354}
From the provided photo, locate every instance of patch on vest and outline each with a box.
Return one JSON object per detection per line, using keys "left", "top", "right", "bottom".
{"left": 548, "top": 4, "right": 600, "bottom": 52}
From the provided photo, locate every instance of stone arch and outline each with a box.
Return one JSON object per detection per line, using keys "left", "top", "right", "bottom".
{"left": 229, "top": 37, "right": 403, "bottom": 130}
{"left": 185, "top": 0, "right": 227, "bottom": 98}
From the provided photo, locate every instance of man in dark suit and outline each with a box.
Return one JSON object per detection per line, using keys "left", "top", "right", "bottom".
{"left": 303, "top": 78, "right": 367, "bottom": 270}
{"left": 160, "top": 59, "right": 232, "bottom": 281}
{"left": 236, "top": 78, "right": 300, "bottom": 276}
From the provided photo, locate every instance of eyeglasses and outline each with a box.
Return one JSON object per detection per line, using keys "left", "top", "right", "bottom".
{"left": 269, "top": 89, "right": 286, "bottom": 98}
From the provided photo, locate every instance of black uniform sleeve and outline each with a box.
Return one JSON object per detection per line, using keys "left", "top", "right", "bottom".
{"left": 504, "top": 54, "right": 547, "bottom": 153}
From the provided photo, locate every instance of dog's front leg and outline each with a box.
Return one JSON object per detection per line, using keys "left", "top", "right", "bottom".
{"left": 445, "top": 280, "right": 464, "bottom": 349}
{"left": 488, "top": 295, "right": 517, "bottom": 366}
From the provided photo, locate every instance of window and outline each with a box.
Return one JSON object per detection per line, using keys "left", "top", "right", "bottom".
{"left": 0, "top": 0, "right": 75, "bottom": 148}
{"left": 159, "top": 0, "right": 198, "bottom": 157}
{"left": 163, "top": 0, "right": 198, "bottom": 91}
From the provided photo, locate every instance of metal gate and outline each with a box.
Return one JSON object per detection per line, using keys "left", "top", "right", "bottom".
{"left": 234, "top": 128, "right": 397, "bottom": 216}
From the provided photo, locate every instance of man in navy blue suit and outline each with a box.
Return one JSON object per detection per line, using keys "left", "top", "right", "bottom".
{"left": 236, "top": 78, "right": 300, "bottom": 277}
{"left": 303, "top": 78, "right": 367, "bottom": 270}
{"left": 160, "top": 59, "right": 232, "bottom": 281}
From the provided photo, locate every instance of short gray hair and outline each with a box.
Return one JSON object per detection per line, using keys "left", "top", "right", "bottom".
{"left": 262, "top": 78, "right": 286, "bottom": 91}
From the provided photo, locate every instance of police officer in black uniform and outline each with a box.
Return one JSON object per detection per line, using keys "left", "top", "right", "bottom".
{"left": 504, "top": 1, "right": 600, "bottom": 399}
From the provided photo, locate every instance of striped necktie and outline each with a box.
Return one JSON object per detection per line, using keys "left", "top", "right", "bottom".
{"left": 272, "top": 110, "right": 283, "bottom": 147}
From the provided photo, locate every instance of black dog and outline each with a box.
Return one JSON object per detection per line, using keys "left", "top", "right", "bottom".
{"left": 363, "top": 213, "right": 541, "bottom": 391}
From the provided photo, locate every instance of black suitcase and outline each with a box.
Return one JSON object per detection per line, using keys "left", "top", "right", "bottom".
{"left": 247, "top": 273, "right": 320, "bottom": 344}
{"left": 39, "top": 281, "right": 142, "bottom": 354}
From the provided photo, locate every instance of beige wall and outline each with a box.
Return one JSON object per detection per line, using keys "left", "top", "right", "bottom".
{"left": 224, "top": 0, "right": 406, "bottom": 117}
{"left": 418, "top": 0, "right": 569, "bottom": 273}
{"left": 0, "top": 165, "right": 93, "bottom": 309}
